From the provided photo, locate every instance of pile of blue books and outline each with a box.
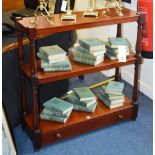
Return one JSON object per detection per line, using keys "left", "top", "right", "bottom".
{"left": 105, "top": 37, "right": 131, "bottom": 60}
{"left": 64, "top": 87, "right": 97, "bottom": 113}
{"left": 98, "top": 81, "right": 125, "bottom": 109}
{"left": 40, "top": 97, "right": 73, "bottom": 123}
{"left": 71, "top": 38, "right": 106, "bottom": 66}
{"left": 37, "top": 45, "right": 72, "bottom": 72}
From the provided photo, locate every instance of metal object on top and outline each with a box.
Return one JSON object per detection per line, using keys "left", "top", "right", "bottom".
{"left": 83, "top": 0, "right": 98, "bottom": 17}
{"left": 30, "top": 0, "right": 55, "bottom": 25}
{"left": 61, "top": 0, "right": 76, "bottom": 21}
{"left": 103, "top": 0, "right": 124, "bottom": 16}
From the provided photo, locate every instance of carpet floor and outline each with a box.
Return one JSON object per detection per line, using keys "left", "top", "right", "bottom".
{"left": 13, "top": 73, "right": 153, "bottom": 155}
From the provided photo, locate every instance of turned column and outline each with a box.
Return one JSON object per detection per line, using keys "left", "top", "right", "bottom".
{"left": 16, "top": 23, "right": 27, "bottom": 118}
{"left": 132, "top": 13, "right": 144, "bottom": 120}
{"left": 28, "top": 28, "right": 41, "bottom": 150}
{"left": 115, "top": 23, "right": 122, "bottom": 81}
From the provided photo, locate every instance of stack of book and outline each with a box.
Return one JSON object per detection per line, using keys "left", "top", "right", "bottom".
{"left": 40, "top": 97, "right": 73, "bottom": 123}
{"left": 37, "top": 45, "right": 72, "bottom": 72}
{"left": 72, "top": 38, "right": 106, "bottom": 66}
{"left": 105, "top": 37, "right": 131, "bottom": 60}
{"left": 98, "top": 81, "right": 125, "bottom": 109}
{"left": 64, "top": 87, "right": 97, "bottom": 113}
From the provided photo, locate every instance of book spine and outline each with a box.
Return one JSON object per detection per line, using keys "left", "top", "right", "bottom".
{"left": 43, "top": 66, "right": 72, "bottom": 72}
{"left": 73, "top": 51, "right": 104, "bottom": 60}
{"left": 42, "top": 109, "right": 69, "bottom": 118}
{"left": 73, "top": 56, "right": 103, "bottom": 66}
{"left": 41, "top": 59, "right": 70, "bottom": 68}
{"left": 73, "top": 103, "right": 96, "bottom": 113}
{"left": 40, "top": 114, "right": 67, "bottom": 123}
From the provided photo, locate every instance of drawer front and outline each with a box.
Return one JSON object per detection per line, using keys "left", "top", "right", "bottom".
{"left": 41, "top": 107, "right": 133, "bottom": 146}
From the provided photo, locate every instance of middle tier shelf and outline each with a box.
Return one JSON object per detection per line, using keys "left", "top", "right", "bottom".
{"left": 22, "top": 52, "right": 137, "bottom": 84}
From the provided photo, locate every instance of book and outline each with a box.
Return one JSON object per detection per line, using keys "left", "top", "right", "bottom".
{"left": 42, "top": 108, "right": 72, "bottom": 118}
{"left": 73, "top": 87, "right": 96, "bottom": 101}
{"left": 105, "top": 81, "right": 124, "bottom": 95}
{"left": 101, "top": 86, "right": 124, "bottom": 100}
{"left": 41, "top": 57, "right": 71, "bottom": 68}
{"left": 64, "top": 92, "right": 96, "bottom": 107}
{"left": 98, "top": 94, "right": 123, "bottom": 109}
{"left": 105, "top": 52, "right": 117, "bottom": 60}
{"left": 77, "top": 45, "right": 106, "bottom": 56}
{"left": 73, "top": 56, "right": 104, "bottom": 66}
{"left": 37, "top": 52, "right": 67, "bottom": 63}
{"left": 99, "top": 93, "right": 124, "bottom": 104}
{"left": 64, "top": 93, "right": 97, "bottom": 113}
{"left": 39, "top": 45, "right": 67, "bottom": 60}
{"left": 73, "top": 51, "right": 104, "bottom": 61}
{"left": 43, "top": 97, "right": 73, "bottom": 115}
{"left": 40, "top": 113, "right": 68, "bottom": 123}
{"left": 108, "top": 37, "right": 130, "bottom": 48}
{"left": 105, "top": 41, "right": 130, "bottom": 56}
{"left": 79, "top": 38, "right": 105, "bottom": 51}
{"left": 43, "top": 65, "right": 72, "bottom": 72}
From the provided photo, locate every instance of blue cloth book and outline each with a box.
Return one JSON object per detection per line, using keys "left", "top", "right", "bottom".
{"left": 105, "top": 81, "right": 124, "bottom": 95}
{"left": 43, "top": 97, "right": 73, "bottom": 115}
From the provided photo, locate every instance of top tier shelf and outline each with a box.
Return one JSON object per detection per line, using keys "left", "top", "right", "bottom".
{"left": 17, "top": 8, "right": 139, "bottom": 38}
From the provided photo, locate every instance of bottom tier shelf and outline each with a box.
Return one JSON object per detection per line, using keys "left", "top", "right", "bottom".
{"left": 23, "top": 96, "right": 137, "bottom": 150}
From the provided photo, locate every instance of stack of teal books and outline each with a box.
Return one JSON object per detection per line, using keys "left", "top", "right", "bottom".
{"left": 105, "top": 37, "right": 131, "bottom": 60}
{"left": 40, "top": 97, "right": 73, "bottom": 123}
{"left": 37, "top": 45, "right": 72, "bottom": 72}
{"left": 72, "top": 38, "right": 106, "bottom": 66}
{"left": 64, "top": 87, "right": 97, "bottom": 113}
{"left": 98, "top": 81, "right": 125, "bottom": 109}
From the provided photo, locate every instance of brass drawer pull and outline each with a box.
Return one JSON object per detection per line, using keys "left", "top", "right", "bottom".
{"left": 56, "top": 133, "right": 62, "bottom": 138}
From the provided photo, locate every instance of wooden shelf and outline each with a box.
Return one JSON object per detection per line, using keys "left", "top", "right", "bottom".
{"left": 15, "top": 6, "right": 143, "bottom": 150}
{"left": 23, "top": 96, "right": 134, "bottom": 146}
{"left": 17, "top": 8, "right": 139, "bottom": 37}
{"left": 22, "top": 52, "right": 137, "bottom": 84}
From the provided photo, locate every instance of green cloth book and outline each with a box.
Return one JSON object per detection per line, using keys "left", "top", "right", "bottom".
{"left": 105, "top": 52, "right": 117, "bottom": 60}
{"left": 73, "top": 87, "right": 96, "bottom": 101}
{"left": 99, "top": 93, "right": 124, "bottom": 104}
{"left": 101, "top": 85, "right": 124, "bottom": 100}
{"left": 73, "top": 50, "right": 104, "bottom": 61}
{"left": 73, "top": 55, "right": 104, "bottom": 66}
{"left": 42, "top": 108, "right": 72, "bottom": 118}
{"left": 40, "top": 113, "right": 68, "bottom": 123}
{"left": 37, "top": 52, "right": 67, "bottom": 63}
{"left": 105, "top": 81, "right": 124, "bottom": 95}
{"left": 98, "top": 94, "right": 123, "bottom": 109}
{"left": 39, "top": 45, "right": 67, "bottom": 60}
{"left": 43, "top": 97, "right": 73, "bottom": 115}
{"left": 41, "top": 57, "right": 71, "bottom": 68}
{"left": 79, "top": 38, "right": 105, "bottom": 51}
{"left": 64, "top": 93, "right": 97, "bottom": 113}
{"left": 108, "top": 37, "right": 130, "bottom": 48}
{"left": 77, "top": 45, "right": 106, "bottom": 56}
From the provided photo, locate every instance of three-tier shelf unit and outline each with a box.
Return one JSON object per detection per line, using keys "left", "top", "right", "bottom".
{"left": 15, "top": 8, "right": 143, "bottom": 150}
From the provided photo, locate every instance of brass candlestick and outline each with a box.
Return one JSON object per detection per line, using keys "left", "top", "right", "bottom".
{"left": 83, "top": 0, "right": 98, "bottom": 17}
{"left": 30, "top": 0, "right": 55, "bottom": 25}
{"left": 61, "top": 0, "right": 76, "bottom": 21}
{"left": 103, "top": 0, "right": 124, "bottom": 16}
